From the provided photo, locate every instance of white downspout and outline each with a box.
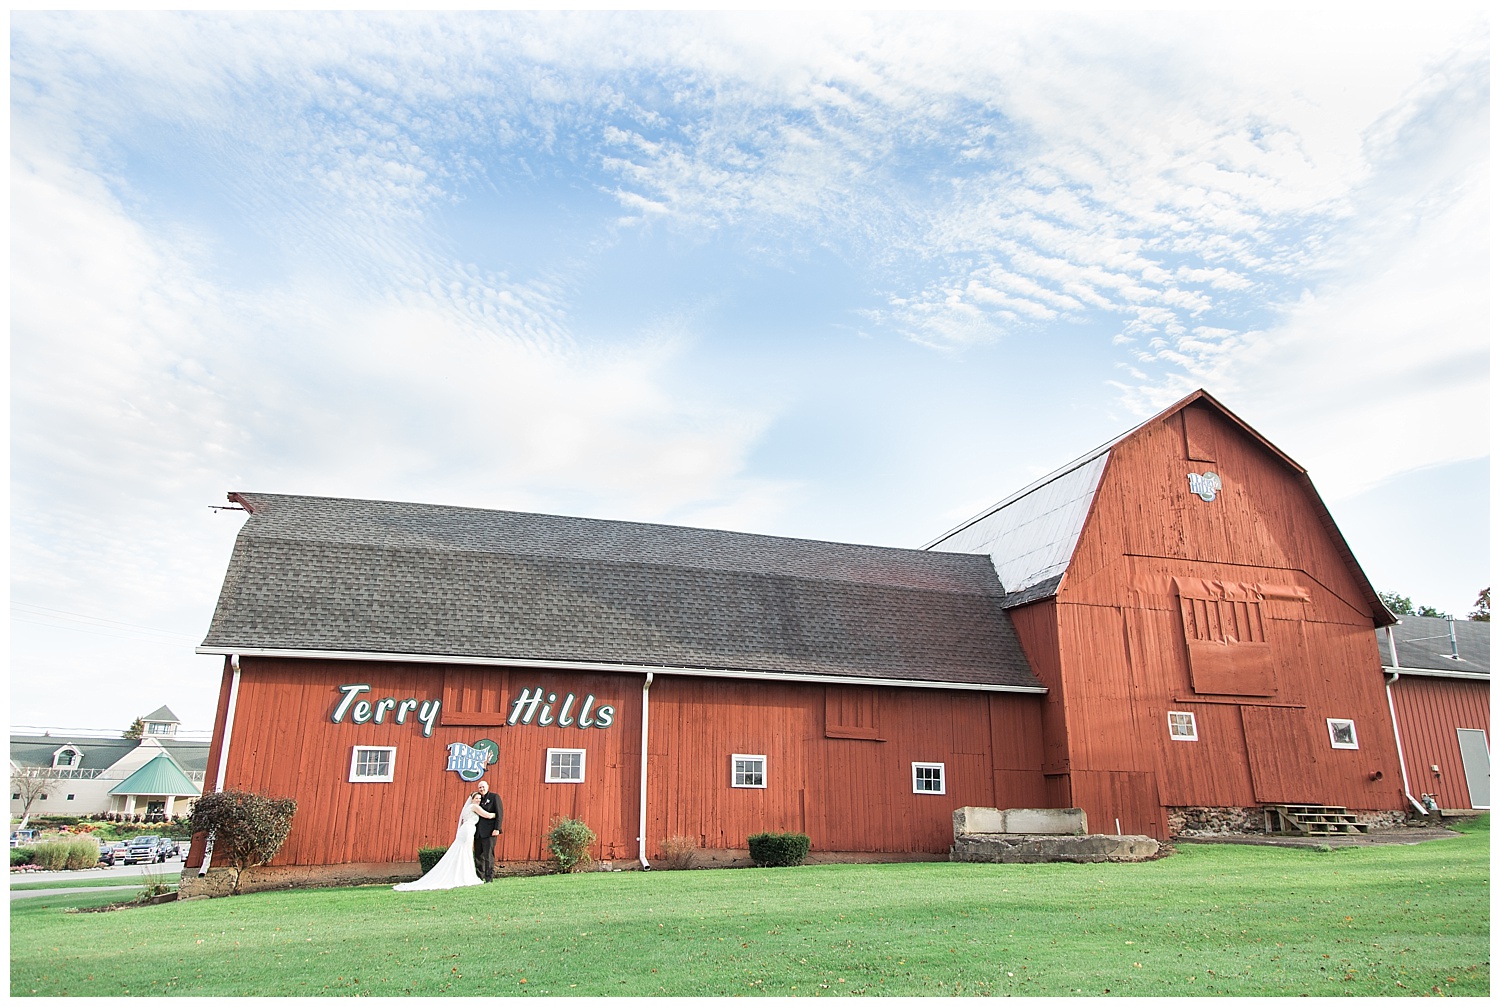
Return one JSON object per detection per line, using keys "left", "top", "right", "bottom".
{"left": 637, "top": 671, "right": 654, "bottom": 870}
{"left": 200, "top": 655, "right": 243, "bottom": 876}
{"left": 1384, "top": 669, "right": 1426, "bottom": 817}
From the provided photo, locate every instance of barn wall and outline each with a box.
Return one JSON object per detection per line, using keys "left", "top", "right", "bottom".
{"left": 194, "top": 657, "right": 1046, "bottom": 867}
{"left": 1051, "top": 405, "right": 1404, "bottom": 837}
{"left": 1390, "top": 677, "right": 1490, "bottom": 809}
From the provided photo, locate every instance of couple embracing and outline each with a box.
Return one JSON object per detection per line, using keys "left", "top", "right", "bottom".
{"left": 393, "top": 779, "right": 502, "bottom": 891}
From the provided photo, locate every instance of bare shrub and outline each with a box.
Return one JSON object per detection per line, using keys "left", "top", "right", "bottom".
{"left": 656, "top": 835, "right": 698, "bottom": 870}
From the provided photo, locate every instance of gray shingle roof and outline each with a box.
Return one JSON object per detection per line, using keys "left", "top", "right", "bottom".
{"left": 141, "top": 705, "right": 179, "bottom": 724}
{"left": 1377, "top": 616, "right": 1490, "bottom": 677}
{"left": 8, "top": 736, "right": 210, "bottom": 774}
{"left": 200, "top": 493, "right": 1042, "bottom": 689}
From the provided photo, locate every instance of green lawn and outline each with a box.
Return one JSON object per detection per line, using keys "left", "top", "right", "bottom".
{"left": 10, "top": 820, "right": 1488, "bottom": 997}
{"left": 9, "top": 872, "right": 180, "bottom": 892}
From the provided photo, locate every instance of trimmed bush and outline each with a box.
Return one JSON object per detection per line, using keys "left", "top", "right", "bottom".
{"left": 12, "top": 847, "right": 35, "bottom": 866}
{"left": 747, "top": 831, "right": 810, "bottom": 867}
{"left": 188, "top": 789, "right": 297, "bottom": 895}
{"left": 417, "top": 846, "right": 448, "bottom": 874}
{"left": 546, "top": 817, "right": 597, "bottom": 873}
{"left": 656, "top": 835, "right": 698, "bottom": 870}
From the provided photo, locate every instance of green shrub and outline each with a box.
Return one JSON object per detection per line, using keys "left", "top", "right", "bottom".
{"left": 747, "top": 831, "right": 810, "bottom": 867}
{"left": 546, "top": 817, "right": 597, "bottom": 873}
{"left": 417, "top": 846, "right": 448, "bottom": 874}
{"left": 11, "top": 846, "right": 35, "bottom": 866}
{"left": 30, "top": 838, "right": 99, "bottom": 870}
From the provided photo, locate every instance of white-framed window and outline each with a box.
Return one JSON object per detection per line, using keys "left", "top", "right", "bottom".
{"left": 349, "top": 745, "right": 396, "bottom": 783}
{"left": 147, "top": 722, "right": 173, "bottom": 735}
{"left": 546, "top": 748, "right": 586, "bottom": 783}
{"left": 1168, "top": 711, "right": 1199, "bottom": 741}
{"left": 1327, "top": 718, "right": 1359, "bottom": 750}
{"left": 732, "top": 754, "right": 767, "bottom": 789}
{"left": 912, "top": 762, "right": 946, "bottom": 795}
{"left": 52, "top": 746, "right": 82, "bottom": 768}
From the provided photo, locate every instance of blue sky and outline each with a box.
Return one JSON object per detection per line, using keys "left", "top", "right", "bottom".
{"left": 8, "top": 11, "right": 1489, "bottom": 733}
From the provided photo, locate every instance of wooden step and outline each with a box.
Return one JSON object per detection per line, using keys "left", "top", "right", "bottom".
{"left": 1262, "top": 804, "right": 1371, "bottom": 836}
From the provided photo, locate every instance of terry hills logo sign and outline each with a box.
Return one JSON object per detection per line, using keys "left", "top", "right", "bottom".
{"left": 1187, "top": 471, "right": 1222, "bottom": 502}
{"left": 446, "top": 739, "right": 498, "bottom": 782}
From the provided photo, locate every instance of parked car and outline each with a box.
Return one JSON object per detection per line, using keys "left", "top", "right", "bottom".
{"left": 98, "top": 841, "right": 127, "bottom": 866}
{"left": 120, "top": 836, "right": 173, "bottom": 864}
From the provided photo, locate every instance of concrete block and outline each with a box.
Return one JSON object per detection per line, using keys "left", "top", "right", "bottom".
{"left": 953, "top": 806, "right": 1008, "bottom": 835}
{"left": 1002, "top": 807, "right": 1088, "bottom": 835}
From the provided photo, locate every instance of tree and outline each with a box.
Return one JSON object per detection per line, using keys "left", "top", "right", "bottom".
{"left": 1415, "top": 604, "right": 1452, "bottom": 619}
{"left": 11, "top": 770, "right": 58, "bottom": 833}
{"left": 122, "top": 717, "right": 145, "bottom": 740}
{"left": 1470, "top": 587, "right": 1490, "bottom": 622}
{"left": 1378, "top": 592, "right": 1414, "bottom": 616}
{"left": 187, "top": 789, "right": 297, "bottom": 895}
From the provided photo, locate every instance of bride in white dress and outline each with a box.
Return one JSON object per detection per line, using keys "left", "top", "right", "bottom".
{"left": 394, "top": 794, "right": 485, "bottom": 891}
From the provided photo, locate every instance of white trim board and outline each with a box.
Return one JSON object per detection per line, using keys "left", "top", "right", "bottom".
{"left": 196, "top": 646, "right": 1048, "bottom": 695}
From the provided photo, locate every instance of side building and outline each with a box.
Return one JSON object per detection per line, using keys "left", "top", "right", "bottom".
{"left": 9, "top": 708, "right": 207, "bottom": 820}
{"left": 1379, "top": 616, "right": 1489, "bottom": 813}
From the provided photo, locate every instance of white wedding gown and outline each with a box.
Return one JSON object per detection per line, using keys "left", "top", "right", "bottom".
{"left": 393, "top": 803, "right": 484, "bottom": 891}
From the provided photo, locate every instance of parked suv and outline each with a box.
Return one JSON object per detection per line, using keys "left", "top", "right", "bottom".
{"left": 120, "top": 836, "right": 172, "bottom": 864}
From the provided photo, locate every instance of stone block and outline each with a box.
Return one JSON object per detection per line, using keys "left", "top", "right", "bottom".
{"left": 950, "top": 833, "right": 1159, "bottom": 864}
{"left": 953, "top": 806, "right": 1008, "bottom": 835}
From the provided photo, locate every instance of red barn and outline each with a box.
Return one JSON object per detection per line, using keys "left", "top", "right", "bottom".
{"left": 926, "top": 390, "right": 1405, "bottom": 838}
{"left": 187, "top": 390, "right": 1413, "bottom": 884}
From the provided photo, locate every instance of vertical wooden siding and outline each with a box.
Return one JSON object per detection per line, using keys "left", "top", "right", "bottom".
{"left": 1390, "top": 677, "right": 1490, "bottom": 809}
{"left": 202, "top": 658, "right": 1047, "bottom": 866}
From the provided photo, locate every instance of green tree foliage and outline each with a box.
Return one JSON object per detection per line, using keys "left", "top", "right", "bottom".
{"left": 188, "top": 789, "right": 297, "bottom": 895}
{"left": 1379, "top": 592, "right": 1451, "bottom": 619}
{"left": 1469, "top": 587, "right": 1489, "bottom": 622}
{"left": 121, "top": 717, "right": 145, "bottom": 740}
{"left": 1378, "top": 591, "right": 1414, "bottom": 615}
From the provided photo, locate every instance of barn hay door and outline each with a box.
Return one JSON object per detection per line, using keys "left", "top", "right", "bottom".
{"left": 1240, "top": 705, "right": 1321, "bottom": 804}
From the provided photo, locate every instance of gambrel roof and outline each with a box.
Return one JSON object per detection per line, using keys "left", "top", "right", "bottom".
{"left": 925, "top": 389, "right": 1396, "bottom": 626}
{"left": 200, "top": 493, "right": 1044, "bottom": 692}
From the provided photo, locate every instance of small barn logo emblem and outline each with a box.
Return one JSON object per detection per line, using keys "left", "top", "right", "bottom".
{"left": 446, "top": 741, "right": 496, "bottom": 782}
{"left": 1187, "top": 471, "right": 1222, "bottom": 502}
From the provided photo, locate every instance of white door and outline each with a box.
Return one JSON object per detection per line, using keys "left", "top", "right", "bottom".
{"left": 1455, "top": 729, "right": 1489, "bottom": 810}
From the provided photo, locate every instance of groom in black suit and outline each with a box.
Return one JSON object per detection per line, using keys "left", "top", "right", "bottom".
{"left": 472, "top": 779, "right": 502, "bottom": 882}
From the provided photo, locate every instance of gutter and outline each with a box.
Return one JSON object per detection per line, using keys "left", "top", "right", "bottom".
{"left": 200, "top": 655, "right": 243, "bottom": 876}
{"left": 637, "top": 672, "right": 653, "bottom": 870}
{"left": 1383, "top": 668, "right": 1427, "bottom": 817}
{"left": 195, "top": 646, "right": 1047, "bottom": 695}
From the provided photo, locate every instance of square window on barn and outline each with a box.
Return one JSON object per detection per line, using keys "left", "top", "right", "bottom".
{"left": 1326, "top": 719, "right": 1359, "bottom": 750}
{"left": 732, "top": 754, "right": 766, "bottom": 788}
{"left": 546, "top": 748, "right": 586, "bottom": 783}
{"left": 349, "top": 746, "right": 396, "bottom": 783}
{"left": 1168, "top": 711, "right": 1198, "bottom": 741}
{"left": 912, "top": 762, "right": 946, "bottom": 795}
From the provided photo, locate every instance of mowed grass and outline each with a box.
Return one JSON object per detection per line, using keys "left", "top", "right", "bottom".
{"left": 10, "top": 872, "right": 181, "bottom": 892}
{"left": 11, "top": 820, "right": 1488, "bottom": 997}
